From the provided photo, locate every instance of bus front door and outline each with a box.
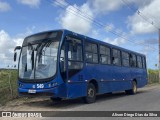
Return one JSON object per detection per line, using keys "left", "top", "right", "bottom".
{"left": 65, "top": 37, "right": 86, "bottom": 98}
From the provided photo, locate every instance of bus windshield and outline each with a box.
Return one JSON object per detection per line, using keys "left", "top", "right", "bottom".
{"left": 19, "top": 41, "right": 59, "bottom": 80}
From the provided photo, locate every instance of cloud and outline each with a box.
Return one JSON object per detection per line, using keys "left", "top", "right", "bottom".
{"left": 59, "top": 3, "right": 94, "bottom": 34}
{"left": 105, "top": 23, "right": 115, "bottom": 33}
{"left": 57, "top": 0, "right": 156, "bottom": 47}
{"left": 90, "top": 0, "right": 152, "bottom": 14}
{"left": 57, "top": 0, "right": 128, "bottom": 36}
{"left": 91, "top": 29, "right": 99, "bottom": 38}
{"left": 129, "top": 0, "right": 152, "bottom": 8}
{"left": 0, "top": 1, "right": 11, "bottom": 12}
{"left": 0, "top": 27, "right": 36, "bottom": 68}
{"left": 127, "top": 0, "right": 160, "bottom": 35}
{"left": 0, "top": 30, "right": 14, "bottom": 54}
{"left": 54, "top": 0, "right": 68, "bottom": 7}
{"left": 91, "top": 0, "right": 124, "bottom": 14}
{"left": 17, "top": 0, "right": 41, "bottom": 8}
{"left": 138, "top": 38, "right": 158, "bottom": 45}
{"left": 56, "top": 0, "right": 130, "bottom": 47}
{"left": 0, "top": 30, "right": 16, "bottom": 67}
{"left": 103, "top": 37, "right": 126, "bottom": 46}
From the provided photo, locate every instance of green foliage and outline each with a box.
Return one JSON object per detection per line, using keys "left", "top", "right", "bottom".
{"left": 0, "top": 69, "right": 18, "bottom": 105}
{"left": 148, "top": 69, "right": 159, "bottom": 84}
{"left": 148, "top": 69, "right": 159, "bottom": 74}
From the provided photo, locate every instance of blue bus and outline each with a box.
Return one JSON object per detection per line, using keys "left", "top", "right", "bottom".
{"left": 14, "top": 29, "right": 148, "bottom": 103}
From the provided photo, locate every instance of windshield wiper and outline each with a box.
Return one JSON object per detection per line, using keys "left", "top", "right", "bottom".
{"left": 31, "top": 51, "right": 34, "bottom": 70}
{"left": 28, "top": 42, "right": 35, "bottom": 70}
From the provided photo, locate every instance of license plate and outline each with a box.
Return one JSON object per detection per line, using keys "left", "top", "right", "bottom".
{"left": 28, "top": 89, "right": 36, "bottom": 93}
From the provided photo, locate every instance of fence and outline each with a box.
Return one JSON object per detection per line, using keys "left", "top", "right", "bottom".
{"left": 148, "top": 73, "right": 159, "bottom": 84}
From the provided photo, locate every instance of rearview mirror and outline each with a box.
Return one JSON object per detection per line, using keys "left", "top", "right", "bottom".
{"left": 14, "top": 46, "right": 21, "bottom": 62}
{"left": 14, "top": 46, "right": 21, "bottom": 51}
{"left": 14, "top": 52, "right": 17, "bottom": 62}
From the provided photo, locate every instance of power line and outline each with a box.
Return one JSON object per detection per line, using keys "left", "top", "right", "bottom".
{"left": 121, "top": 0, "right": 159, "bottom": 30}
{"left": 55, "top": 0, "right": 128, "bottom": 39}
{"left": 121, "top": 0, "right": 160, "bottom": 67}
{"left": 48, "top": 0, "right": 158, "bottom": 51}
{"left": 55, "top": 0, "right": 158, "bottom": 51}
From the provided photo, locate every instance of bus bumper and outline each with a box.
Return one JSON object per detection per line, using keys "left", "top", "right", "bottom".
{"left": 18, "top": 87, "right": 59, "bottom": 97}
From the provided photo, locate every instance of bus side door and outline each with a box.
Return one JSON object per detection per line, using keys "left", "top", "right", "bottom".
{"left": 65, "top": 36, "right": 86, "bottom": 98}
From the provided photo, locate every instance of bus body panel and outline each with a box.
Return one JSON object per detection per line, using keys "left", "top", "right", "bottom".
{"left": 130, "top": 68, "right": 148, "bottom": 88}
{"left": 18, "top": 71, "right": 68, "bottom": 98}
{"left": 67, "top": 82, "right": 87, "bottom": 99}
{"left": 81, "top": 64, "right": 133, "bottom": 94}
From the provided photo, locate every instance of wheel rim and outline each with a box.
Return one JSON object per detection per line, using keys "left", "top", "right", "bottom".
{"left": 88, "top": 88, "right": 94, "bottom": 98}
{"left": 133, "top": 82, "right": 137, "bottom": 93}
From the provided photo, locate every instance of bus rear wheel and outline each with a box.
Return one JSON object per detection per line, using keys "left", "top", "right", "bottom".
{"left": 125, "top": 81, "right": 137, "bottom": 95}
{"left": 83, "top": 83, "right": 96, "bottom": 104}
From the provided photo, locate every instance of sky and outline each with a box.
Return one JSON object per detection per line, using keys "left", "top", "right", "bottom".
{"left": 0, "top": 0, "right": 159, "bottom": 69}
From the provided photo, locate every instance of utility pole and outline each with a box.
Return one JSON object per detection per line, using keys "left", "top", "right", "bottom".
{"left": 159, "top": 29, "right": 160, "bottom": 83}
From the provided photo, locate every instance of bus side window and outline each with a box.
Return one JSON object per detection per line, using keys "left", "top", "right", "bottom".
{"left": 122, "top": 51, "right": 129, "bottom": 67}
{"left": 130, "top": 54, "right": 137, "bottom": 67}
{"left": 142, "top": 57, "right": 146, "bottom": 69}
{"left": 100, "top": 45, "right": 111, "bottom": 64}
{"left": 112, "top": 49, "right": 121, "bottom": 66}
{"left": 68, "top": 42, "right": 82, "bottom": 61}
{"left": 67, "top": 38, "right": 83, "bottom": 78}
{"left": 85, "top": 41, "right": 98, "bottom": 63}
{"left": 137, "top": 56, "right": 143, "bottom": 68}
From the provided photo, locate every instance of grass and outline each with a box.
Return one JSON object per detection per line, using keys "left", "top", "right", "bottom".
{"left": 0, "top": 69, "right": 18, "bottom": 105}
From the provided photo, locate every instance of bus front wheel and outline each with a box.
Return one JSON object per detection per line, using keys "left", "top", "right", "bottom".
{"left": 125, "top": 81, "right": 137, "bottom": 95}
{"left": 83, "top": 83, "right": 96, "bottom": 104}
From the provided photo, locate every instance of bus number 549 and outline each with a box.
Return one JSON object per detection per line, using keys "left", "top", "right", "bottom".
{"left": 37, "top": 84, "right": 44, "bottom": 88}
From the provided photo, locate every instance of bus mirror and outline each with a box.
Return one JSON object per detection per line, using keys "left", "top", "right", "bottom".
{"left": 14, "top": 46, "right": 21, "bottom": 51}
{"left": 14, "top": 52, "right": 17, "bottom": 62}
{"left": 14, "top": 46, "right": 21, "bottom": 62}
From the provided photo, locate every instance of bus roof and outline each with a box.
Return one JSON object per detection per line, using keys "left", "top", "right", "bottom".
{"left": 24, "top": 29, "right": 145, "bottom": 57}
{"left": 62, "top": 29, "right": 146, "bottom": 57}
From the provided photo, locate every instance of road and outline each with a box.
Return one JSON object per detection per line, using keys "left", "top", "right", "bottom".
{"left": 1, "top": 84, "right": 160, "bottom": 120}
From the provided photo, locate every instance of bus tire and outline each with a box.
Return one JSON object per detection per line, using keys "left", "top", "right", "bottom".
{"left": 50, "top": 97, "right": 62, "bottom": 102}
{"left": 83, "top": 83, "right": 96, "bottom": 104}
{"left": 125, "top": 81, "right": 137, "bottom": 95}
